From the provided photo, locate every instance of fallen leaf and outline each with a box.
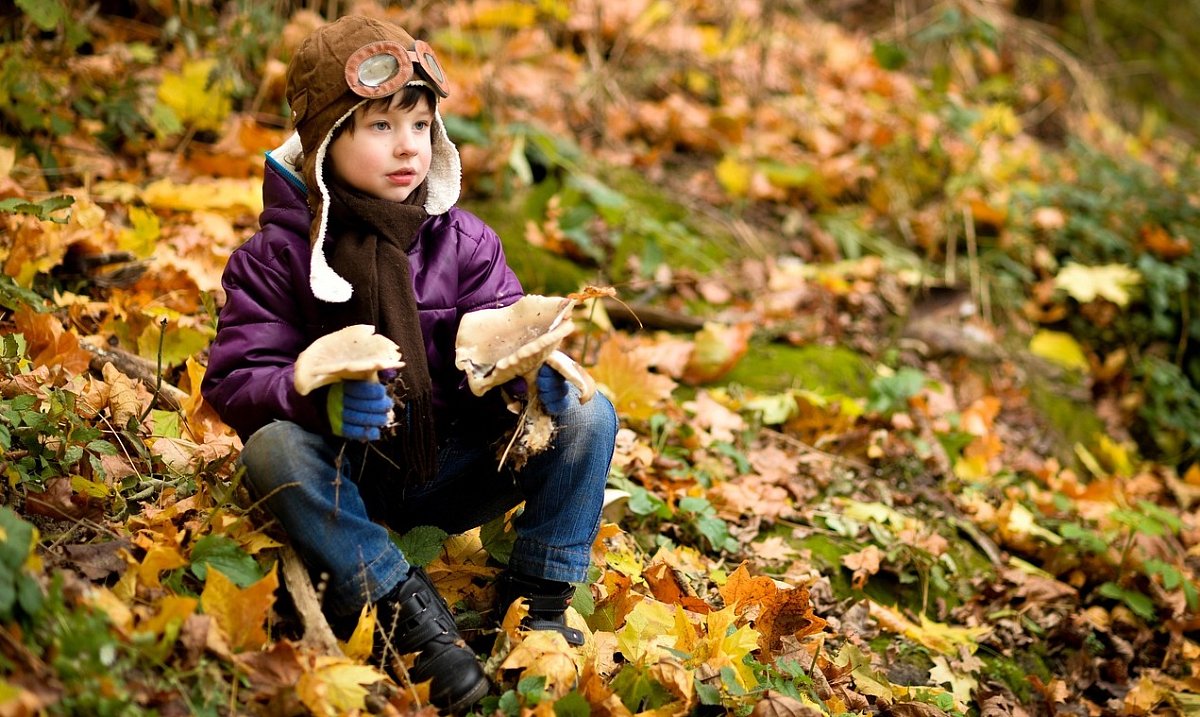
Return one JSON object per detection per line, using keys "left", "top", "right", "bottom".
{"left": 296, "top": 657, "right": 387, "bottom": 717}
{"left": 1054, "top": 262, "right": 1140, "bottom": 306}
{"left": 199, "top": 565, "right": 278, "bottom": 652}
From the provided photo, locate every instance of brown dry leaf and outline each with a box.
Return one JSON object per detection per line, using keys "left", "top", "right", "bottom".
{"left": 841, "top": 545, "right": 883, "bottom": 590}
{"left": 751, "top": 690, "right": 823, "bottom": 717}
{"left": 102, "top": 362, "right": 144, "bottom": 427}
{"left": 500, "top": 630, "right": 580, "bottom": 697}
{"left": 232, "top": 640, "right": 307, "bottom": 699}
{"left": 756, "top": 582, "right": 827, "bottom": 653}
{"left": 720, "top": 563, "right": 779, "bottom": 618}
{"left": 683, "top": 390, "right": 746, "bottom": 446}
{"left": 590, "top": 334, "right": 677, "bottom": 421}
{"left": 199, "top": 565, "right": 278, "bottom": 652}
{"left": 682, "top": 322, "right": 753, "bottom": 385}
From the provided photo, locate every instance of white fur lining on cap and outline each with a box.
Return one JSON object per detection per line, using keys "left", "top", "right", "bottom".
{"left": 296, "top": 86, "right": 463, "bottom": 303}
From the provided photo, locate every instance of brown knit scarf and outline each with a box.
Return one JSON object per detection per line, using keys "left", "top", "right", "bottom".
{"left": 322, "top": 177, "right": 437, "bottom": 489}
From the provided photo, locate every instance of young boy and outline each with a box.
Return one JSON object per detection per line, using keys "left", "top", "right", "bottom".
{"left": 201, "top": 15, "right": 618, "bottom": 712}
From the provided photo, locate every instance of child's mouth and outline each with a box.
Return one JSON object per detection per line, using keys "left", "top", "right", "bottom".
{"left": 387, "top": 171, "right": 415, "bottom": 186}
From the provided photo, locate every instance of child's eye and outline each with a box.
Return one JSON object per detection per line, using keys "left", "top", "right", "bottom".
{"left": 372, "top": 121, "right": 391, "bottom": 131}
{"left": 414, "top": 120, "right": 430, "bottom": 131}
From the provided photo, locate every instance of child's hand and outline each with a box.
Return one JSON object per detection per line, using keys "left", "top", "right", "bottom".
{"left": 327, "top": 380, "right": 393, "bottom": 441}
{"left": 536, "top": 364, "right": 572, "bottom": 416}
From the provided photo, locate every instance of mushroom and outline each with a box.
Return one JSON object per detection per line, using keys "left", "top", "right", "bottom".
{"left": 454, "top": 295, "right": 598, "bottom": 468}
{"left": 293, "top": 324, "right": 404, "bottom": 396}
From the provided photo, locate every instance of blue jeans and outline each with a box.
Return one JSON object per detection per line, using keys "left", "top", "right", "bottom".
{"left": 239, "top": 389, "right": 618, "bottom": 618}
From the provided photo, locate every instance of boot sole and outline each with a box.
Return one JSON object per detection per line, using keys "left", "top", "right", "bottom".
{"left": 443, "top": 676, "right": 490, "bottom": 714}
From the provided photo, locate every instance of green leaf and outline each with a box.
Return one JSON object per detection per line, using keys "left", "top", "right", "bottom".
{"left": 553, "top": 691, "right": 591, "bottom": 717}
{"left": 695, "top": 681, "right": 722, "bottom": 705}
{"left": 571, "top": 582, "right": 594, "bottom": 617}
{"left": 0, "top": 507, "right": 34, "bottom": 571}
{"left": 517, "top": 675, "right": 546, "bottom": 704}
{"left": 497, "top": 689, "right": 521, "bottom": 717}
{"left": 15, "top": 0, "right": 66, "bottom": 32}
{"left": 480, "top": 514, "right": 515, "bottom": 564}
{"left": 1097, "top": 582, "right": 1156, "bottom": 621}
{"left": 393, "top": 525, "right": 448, "bottom": 568}
{"left": 190, "top": 535, "right": 262, "bottom": 587}
{"left": 872, "top": 40, "right": 908, "bottom": 70}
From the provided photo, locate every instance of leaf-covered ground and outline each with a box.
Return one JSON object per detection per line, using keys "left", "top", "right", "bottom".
{"left": 2, "top": 2, "right": 1198, "bottom": 716}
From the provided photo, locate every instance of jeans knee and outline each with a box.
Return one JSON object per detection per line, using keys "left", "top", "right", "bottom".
{"left": 571, "top": 391, "right": 618, "bottom": 442}
{"left": 240, "top": 421, "right": 315, "bottom": 494}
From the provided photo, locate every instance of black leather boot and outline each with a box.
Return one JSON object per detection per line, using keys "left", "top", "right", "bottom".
{"left": 495, "top": 571, "right": 585, "bottom": 646}
{"left": 375, "top": 568, "right": 489, "bottom": 712}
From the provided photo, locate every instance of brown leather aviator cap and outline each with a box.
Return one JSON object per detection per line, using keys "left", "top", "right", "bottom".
{"left": 286, "top": 15, "right": 449, "bottom": 158}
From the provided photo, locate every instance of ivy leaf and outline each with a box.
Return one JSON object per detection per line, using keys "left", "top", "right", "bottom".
{"left": 393, "top": 525, "right": 449, "bottom": 568}
{"left": 190, "top": 534, "right": 262, "bottom": 587}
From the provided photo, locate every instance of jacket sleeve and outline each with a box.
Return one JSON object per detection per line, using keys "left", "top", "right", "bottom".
{"left": 201, "top": 239, "right": 328, "bottom": 439}
{"left": 456, "top": 219, "right": 523, "bottom": 313}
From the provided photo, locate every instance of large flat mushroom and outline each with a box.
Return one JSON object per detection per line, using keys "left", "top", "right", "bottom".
{"left": 454, "top": 295, "right": 597, "bottom": 468}
{"left": 293, "top": 324, "right": 404, "bottom": 396}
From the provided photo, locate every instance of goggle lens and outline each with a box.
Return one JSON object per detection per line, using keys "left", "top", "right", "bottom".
{"left": 358, "top": 53, "right": 400, "bottom": 87}
{"left": 345, "top": 39, "right": 449, "bottom": 99}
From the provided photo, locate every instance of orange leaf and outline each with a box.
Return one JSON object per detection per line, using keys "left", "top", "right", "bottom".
{"left": 682, "top": 322, "right": 753, "bottom": 385}
{"left": 718, "top": 563, "right": 777, "bottom": 616}
{"left": 200, "top": 565, "right": 278, "bottom": 652}
{"left": 12, "top": 307, "right": 91, "bottom": 376}
{"left": 590, "top": 335, "right": 677, "bottom": 421}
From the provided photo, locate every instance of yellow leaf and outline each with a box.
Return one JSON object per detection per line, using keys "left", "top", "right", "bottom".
{"left": 296, "top": 657, "right": 386, "bottom": 717}
{"left": 137, "top": 543, "right": 187, "bottom": 588}
{"left": 929, "top": 655, "right": 976, "bottom": 707}
{"left": 1054, "top": 262, "right": 1141, "bottom": 306}
{"left": 141, "top": 177, "right": 263, "bottom": 214}
{"left": 117, "top": 206, "right": 160, "bottom": 259}
{"left": 200, "top": 565, "right": 278, "bottom": 652}
{"left": 1029, "top": 330, "right": 1089, "bottom": 371}
{"left": 590, "top": 336, "right": 677, "bottom": 422}
{"left": 617, "top": 598, "right": 675, "bottom": 663}
{"left": 500, "top": 630, "right": 581, "bottom": 696}
{"left": 338, "top": 604, "right": 375, "bottom": 661}
{"left": 716, "top": 155, "right": 752, "bottom": 197}
{"left": 703, "top": 606, "right": 760, "bottom": 689}
{"left": 136, "top": 595, "right": 198, "bottom": 640}
{"left": 157, "top": 59, "right": 232, "bottom": 132}
{"left": 868, "top": 600, "right": 989, "bottom": 655}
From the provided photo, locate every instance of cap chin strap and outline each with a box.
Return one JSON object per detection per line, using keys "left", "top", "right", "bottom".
{"left": 308, "top": 84, "right": 462, "bottom": 303}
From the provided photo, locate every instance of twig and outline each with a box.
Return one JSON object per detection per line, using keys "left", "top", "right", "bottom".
{"left": 279, "top": 544, "right": 343, "bottom": 655}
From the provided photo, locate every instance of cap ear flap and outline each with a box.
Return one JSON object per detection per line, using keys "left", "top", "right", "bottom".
{"left": 290, "top": 89, "right": 308, "bottom": 124}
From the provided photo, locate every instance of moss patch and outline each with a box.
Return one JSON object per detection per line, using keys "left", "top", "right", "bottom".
{"left": 721, "top": 342, "right": 875, "bottom": 397}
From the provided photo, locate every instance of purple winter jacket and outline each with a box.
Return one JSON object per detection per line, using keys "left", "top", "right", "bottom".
{"left": 201, "top": 159, "right": 523, "bottom": 441}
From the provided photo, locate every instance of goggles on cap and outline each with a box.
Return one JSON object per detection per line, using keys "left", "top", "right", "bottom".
{"left": 344, "top": 39, "right": 449, "bottom": 99}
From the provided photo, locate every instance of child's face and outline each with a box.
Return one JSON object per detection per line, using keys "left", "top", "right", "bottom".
{"left": 329, "top": 95, "right": 434, "bottom": 203}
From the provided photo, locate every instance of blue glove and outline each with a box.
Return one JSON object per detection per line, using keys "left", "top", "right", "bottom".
{"left": 536, "top": 364, "right": 572, "bottom": 416}
{"left": 327, "top": 380, "right": 393, "bottom": 441}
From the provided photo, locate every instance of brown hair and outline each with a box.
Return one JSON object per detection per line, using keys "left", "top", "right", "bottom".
{"left": 334, "top": 85, "right": 436, "bottom": 140}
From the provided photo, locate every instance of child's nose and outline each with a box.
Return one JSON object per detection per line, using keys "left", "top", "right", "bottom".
{"left": 394, "top": 135, "right": 417, "bottom": 156}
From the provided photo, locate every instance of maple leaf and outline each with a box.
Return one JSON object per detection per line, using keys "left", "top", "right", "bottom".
{"left": 500, "top": 630, "right": 582, "bottom": 697}
{"left": 617, "top": 598, "right": 676, "bottom": 663}
{"left": 156, "top": 59, "right": 233, "bottom": 133}
{"left": 682, "top": 322, "right": 753, "bottom": 385}
{"left": 296, "top": 657, "right": 387, "bottom": 717}
{"left": 200, "top": 565, "right": 278, "bottom": 652}
{"left": 928, "top": 655, "right": 977, "bottom": 707}
{"left": 11, "top": 308, "right": 92, "bottom": 376}
{"left": 590, "top": 335, "right": 677, "bottom": 421}
{"left": 700, "top": 605, "right": 761, "bottom": 689}
{"left": 1053, "top": 262, "right": 1141, "bottom": 306}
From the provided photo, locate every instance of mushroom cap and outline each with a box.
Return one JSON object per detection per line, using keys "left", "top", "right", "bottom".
{"left": 293, "top": 324, "right": 405, "bottom": 395}
{"left": 454, "top": 295, "right": 575, "bottom": 396}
